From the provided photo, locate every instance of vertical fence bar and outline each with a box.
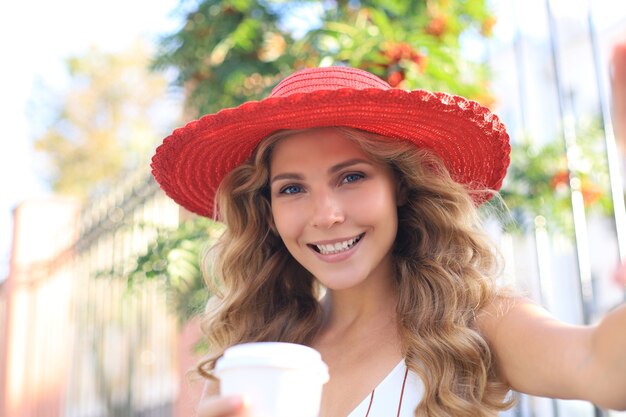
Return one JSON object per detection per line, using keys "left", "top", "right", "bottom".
{"left": 507, "top": 2, "right": 560, "bottom": 415}
{"left": 545, "top": 0, "right": 595, "bottom": 325}
{"left": 512, "top": 0, "right": 528, "bottom": 140}
{"left": 586, "top": 0, "right": 626, "bottom": 268}
{"left": 534, "top": 216, "right": 555, "bottom": 308}
{"left": 545, "top": 4, "right": 607, "bottom": 416}
{"left": 546, "top": 4, "right": 594, "bottom": 415}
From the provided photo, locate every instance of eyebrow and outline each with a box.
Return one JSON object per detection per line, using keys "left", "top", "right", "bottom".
{"left": 270, "top": 158, "right": 372, "bottom": 185}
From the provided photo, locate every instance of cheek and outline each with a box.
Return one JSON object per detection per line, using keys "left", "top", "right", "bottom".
{"left": 355, "top": 184, "right": 398, "bottom": 223}
{"left": 271, "top": 205, "right": 301, "bottom": 241}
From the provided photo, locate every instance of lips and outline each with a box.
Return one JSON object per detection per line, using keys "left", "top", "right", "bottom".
{"left": 308, "top": 233, "right": 365, "bottom": 255}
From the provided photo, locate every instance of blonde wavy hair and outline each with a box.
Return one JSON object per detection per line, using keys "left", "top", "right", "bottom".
{"left": 198, "top": 127, "right": 513, "bottom": 416}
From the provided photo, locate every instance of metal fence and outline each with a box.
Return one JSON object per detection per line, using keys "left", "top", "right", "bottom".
{"left": 64, "top": 171, "right": 181, "bottom": 417}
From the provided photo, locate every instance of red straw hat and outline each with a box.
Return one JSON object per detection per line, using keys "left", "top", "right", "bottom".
{"left": 151, "top": 66, "right": 510, "bottom": 218}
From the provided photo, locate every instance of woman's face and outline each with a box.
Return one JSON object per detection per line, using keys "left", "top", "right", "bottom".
{"left": 269, "top": 129, "right": 400, "bottom": 290}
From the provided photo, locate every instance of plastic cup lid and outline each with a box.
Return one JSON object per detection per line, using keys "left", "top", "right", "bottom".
{"left": 215, "top": 342, "right": 329, "bottom": 381}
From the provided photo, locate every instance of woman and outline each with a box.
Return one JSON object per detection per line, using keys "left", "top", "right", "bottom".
{"left": 151, "top": 67, "right": 626, "bottom": 416}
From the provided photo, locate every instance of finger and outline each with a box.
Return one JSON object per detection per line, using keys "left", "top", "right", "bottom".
{"left": 197, "top": 395, "right": 244, "bottom": 417}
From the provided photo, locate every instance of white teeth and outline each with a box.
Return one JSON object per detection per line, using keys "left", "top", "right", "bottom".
{"left": 315, "top": 235, "right": 361, "bottom": 255}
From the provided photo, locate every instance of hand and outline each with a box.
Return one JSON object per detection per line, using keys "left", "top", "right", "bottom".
{"left": 197, "top": 395, "right": 246, "bottom": 417}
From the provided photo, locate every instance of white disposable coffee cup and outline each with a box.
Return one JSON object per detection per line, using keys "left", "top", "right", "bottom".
{"left": 215, "top": 342, "right": 329, "bottom": 417}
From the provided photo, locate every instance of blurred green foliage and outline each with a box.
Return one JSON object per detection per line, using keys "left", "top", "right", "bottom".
{"left": 33, "top": 42, "right": 174, "bottom": 198}
{"left": 154, "top": 0, "right": 293, "bottom": 114}
{"left": 153, "top": 0, "right": 497, "bottom": 117}
{"left": 493, "top": 118, "right": 613, "bottom": 235}
{"left": 128, "top": 217, "right": 224, "bottom": 322}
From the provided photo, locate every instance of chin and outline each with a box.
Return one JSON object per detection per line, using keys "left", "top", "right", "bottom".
{"left": 314, "top": 272, "right": 368, "bottom": 291}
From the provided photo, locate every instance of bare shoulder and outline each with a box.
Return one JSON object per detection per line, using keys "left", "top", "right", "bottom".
{"left": 475, "top": 295, "right": 534, "bottom": 340}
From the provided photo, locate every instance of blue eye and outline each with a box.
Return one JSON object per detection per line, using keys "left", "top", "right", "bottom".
{"left": 280, "top": 185, "right": 303, "bottom": 195}
{"left": 342, "top": 173, "right": 364, "bottom": 184}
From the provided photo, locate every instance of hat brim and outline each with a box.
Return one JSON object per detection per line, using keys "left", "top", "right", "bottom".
{"left": 151, "top": 88, "right": 510, "bottom": 218}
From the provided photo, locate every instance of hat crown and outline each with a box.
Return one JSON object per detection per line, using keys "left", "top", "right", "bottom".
{"left": 270, "top": 66, "right": 391, "bottom": 98}
{"left": 152, "top": 66, "right": 509, "bottom": 218}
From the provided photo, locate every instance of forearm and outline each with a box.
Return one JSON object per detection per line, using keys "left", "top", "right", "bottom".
{"left": 587, "top": 303, "right": 626, "bottom": 410}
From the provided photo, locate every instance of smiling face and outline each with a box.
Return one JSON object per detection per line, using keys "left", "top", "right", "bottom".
{"left": 269, "top": 129, "right": 400, "bottom": 291}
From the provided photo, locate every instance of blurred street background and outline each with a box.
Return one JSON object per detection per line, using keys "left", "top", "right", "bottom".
{"left": 1, "top": 1, "right": 626, "bottom": 416}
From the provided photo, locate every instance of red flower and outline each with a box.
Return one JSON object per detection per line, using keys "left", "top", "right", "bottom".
{"left": 550, "top": 170, "right": 570, "bottom": 189}
{"left": 550, "top": 171, "right": 603, "bottom": 207}
{"left": 426, "top": 15, "right": 448, "bottom": 38}
{"left": 383, "top": 42, "right": 413, "bottom": 62}
{"left": 380, "top": 42, "right": 428, "bottom": 86}
{"left": 387, "top": 70, "right": 404, "bottom": 87}
{"left": 580, "top": 180, "right": 603, "bottom": 207}
{"left": 481, "top": 16, "right": 497, "bottom": 37}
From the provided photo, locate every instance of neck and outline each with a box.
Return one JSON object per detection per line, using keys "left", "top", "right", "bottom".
{"left": 320, "top": 272, "right": 398, "bottom": 338}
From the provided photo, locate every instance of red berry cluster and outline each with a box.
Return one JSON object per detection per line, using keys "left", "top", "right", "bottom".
{"left": 381, "top": 42, "right": 428, "bottom": 87}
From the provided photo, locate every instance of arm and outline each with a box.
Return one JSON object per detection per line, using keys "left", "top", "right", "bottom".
{"left": 477, "top": 297, "right": 626, "bottom": 410}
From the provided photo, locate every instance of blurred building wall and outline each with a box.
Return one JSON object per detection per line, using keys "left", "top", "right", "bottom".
{"left": 0, "top": 197, "right": 81, "bottom": 417}
{"left": 0, "top": 172, "right": 205, "bottom": 417}
{"left": 0, "top": 280, "right": 5, "bottom": 412}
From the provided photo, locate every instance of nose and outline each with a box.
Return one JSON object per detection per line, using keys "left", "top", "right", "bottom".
{"left": 310, "top": 191, "right": 345, "bottom": 229}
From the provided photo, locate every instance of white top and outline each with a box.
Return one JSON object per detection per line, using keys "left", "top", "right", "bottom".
{"left": 346, "top": 361, "right": 423, "bottom": 417}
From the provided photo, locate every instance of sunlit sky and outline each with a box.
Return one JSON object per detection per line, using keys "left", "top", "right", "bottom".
{"left": 0, "top": 0, "right": 181, "bottom": 278}
{"left": 1, "top": 0, "right": 625, "bottom": 280}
